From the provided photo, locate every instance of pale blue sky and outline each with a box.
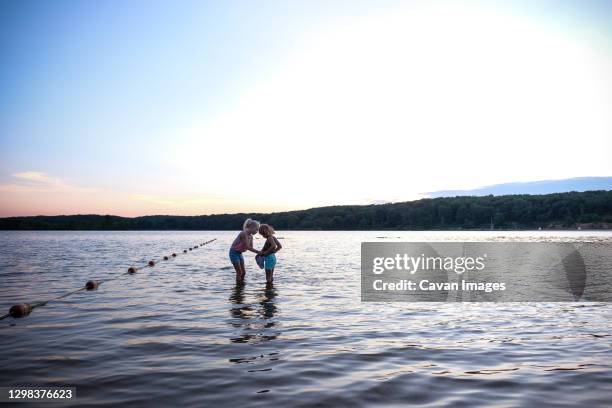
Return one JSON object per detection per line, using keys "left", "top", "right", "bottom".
{"left": 1, "top": 0, "right": 611, "bottom": 216}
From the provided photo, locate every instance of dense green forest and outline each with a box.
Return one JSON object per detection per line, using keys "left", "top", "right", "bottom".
{"left": 1, "top": 191, "right": 611, "bottom": 230}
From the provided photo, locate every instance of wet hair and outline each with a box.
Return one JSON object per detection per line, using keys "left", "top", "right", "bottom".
{"left": 243, "top": 218, "right": 260, "bottom": 232}
{"left": 259, "top": 224, "right": 275, "bottom": 235}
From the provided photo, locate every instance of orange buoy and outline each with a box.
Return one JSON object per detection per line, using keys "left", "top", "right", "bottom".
{"left": 85, "top": 280, "right": 99, "bottom": 290}
{"left": 128, "top": 267, "right": 137, "bottom": 274}
{"left": 9, "top": 303, "right": 32, "bottom": 318}
{"left": 163, "top": 256, "right": 169, "bottom": 260}
{"left": 172, "top": 253, "right": 176, "bottom": 257}
{"left": 148, "top": 260, "right": 155, "bottom": 267}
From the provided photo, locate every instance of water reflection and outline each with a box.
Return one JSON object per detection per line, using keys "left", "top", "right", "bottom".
{"left": 260, "top": 283, "right": 277, "bottom": 320}
{"left": 2, "top": 231, "right": 611, "bottom": 406}
{"left": 228, "top": 283, "right": 279, "bottom": 344}
{"left": 229, "top": 283, "right": 249, "bottom": 321}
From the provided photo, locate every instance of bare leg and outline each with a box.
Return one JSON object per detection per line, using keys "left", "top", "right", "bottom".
{"left": 239, "top": 259, "right": 246, "bottom": 282}
{"left": 265, "top": 268, "right": 274, "bottom": 284}
{"left": 232, "top": 262, "right": 243, "bottom": 283}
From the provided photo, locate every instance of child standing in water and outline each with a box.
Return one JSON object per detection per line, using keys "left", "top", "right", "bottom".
{"left": 229, "top": 218, "right": 261, "bottom": 283}
{"left": 257, "top": 224, "right": 282, "bottom": 284}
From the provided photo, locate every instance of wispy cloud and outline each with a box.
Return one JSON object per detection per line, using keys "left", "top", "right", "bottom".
{"left": 13, "top": 171, "right": 59, "bottom": 184}
{"left": 1, "top": 172, "right": 60, "bottom": 193}
{"left": 0, "top": 171, "right": 95, "bottom": 193}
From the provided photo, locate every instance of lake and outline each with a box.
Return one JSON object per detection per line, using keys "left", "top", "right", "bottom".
{"left": 0, "top": 231, "right": 611, "bottom": 407}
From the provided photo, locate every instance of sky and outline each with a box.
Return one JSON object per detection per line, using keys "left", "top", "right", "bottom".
{"left": 0, "top": 0, "right": 611, "bottom": 216}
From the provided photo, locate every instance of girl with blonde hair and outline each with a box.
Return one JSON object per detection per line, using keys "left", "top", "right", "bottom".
{"left": 229, "top": 218, "right": 261, "bottom": 283}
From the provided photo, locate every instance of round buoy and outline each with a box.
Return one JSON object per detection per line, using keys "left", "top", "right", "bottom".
{"left": 189, "top": 248, "right": 192, "bottom": 251}
{"left": 148, "top": 260, "right": 155, "bottom": 267}
{"left": 128, "top": 267, "right": 137, "bottom": 274}
{"left": 9, "top": 303, "right": 32, "bottom": 318}
{"left": 163, "top": 256, "right": 169, "bottom": 261}
{"left": 172, "top": 253, "right": 176, "bottom": 257}
{"left": 183, "top": 250, "right": 187, "bottom": 253}
{"left": 85, "top": 280, "right": 99, "bottom": 290}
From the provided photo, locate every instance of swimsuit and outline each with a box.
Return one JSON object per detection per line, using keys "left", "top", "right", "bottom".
{"left": 263, "top": 253, "right": 276, "bottom": 269}
{"left": 258, "top": 236, "right": 280, "bottom": 270}
{"left": 229, "top": 232, "right": 249, "bottom": 263}
{"left": 229, "top": 249, "right": 244, "bottom": 264}
{"left": 256, "top": 253, "right": 276, "bottom": 269}
{"left": 230, "top": 232, "right": 248, "bottom": 252}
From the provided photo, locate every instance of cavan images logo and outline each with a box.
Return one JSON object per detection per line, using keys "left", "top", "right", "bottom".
{"left": 361, "top": 242, "right": 608, "bottom": 302}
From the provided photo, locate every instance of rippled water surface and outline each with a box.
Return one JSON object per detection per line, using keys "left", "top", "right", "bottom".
{"left": 0, "top": 231, "right": 611, "bottom": 407}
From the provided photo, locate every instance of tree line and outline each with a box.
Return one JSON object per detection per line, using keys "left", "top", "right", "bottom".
{"left": 1, "top": 190, "right": 611, "bottom": 230}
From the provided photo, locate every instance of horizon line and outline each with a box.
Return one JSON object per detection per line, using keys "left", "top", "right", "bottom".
{"left": 2, "top": 189, "right": 611, "bottom": 219}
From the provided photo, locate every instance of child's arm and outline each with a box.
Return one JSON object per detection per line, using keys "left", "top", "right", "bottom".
{"left": 260, "top": 236, "right": 277, "bottom": 256}
{"left": 273, "top": 236, "right": 282, "bottom": 252}
{"left": 243, "top": 233, "right": 261, "bottom": 254}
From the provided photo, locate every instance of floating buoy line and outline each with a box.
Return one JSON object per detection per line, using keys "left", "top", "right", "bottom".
{"left": 0, "top": 238, "right": 217, "bottom": 321}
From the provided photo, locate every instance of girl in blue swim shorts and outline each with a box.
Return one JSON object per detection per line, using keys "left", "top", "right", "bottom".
{"left": 256, "top": 224, "right": 282, "bottom": 284}
{"left": 229, "top": 218, "right": 261, "bottom": 283}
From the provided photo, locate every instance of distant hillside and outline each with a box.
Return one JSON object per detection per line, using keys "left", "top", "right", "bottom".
{"left": 1, "top": 190, "right": 611, "bottom": 231}
{"left": 427, "top": 177, "right": 612, "bottom": 198}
